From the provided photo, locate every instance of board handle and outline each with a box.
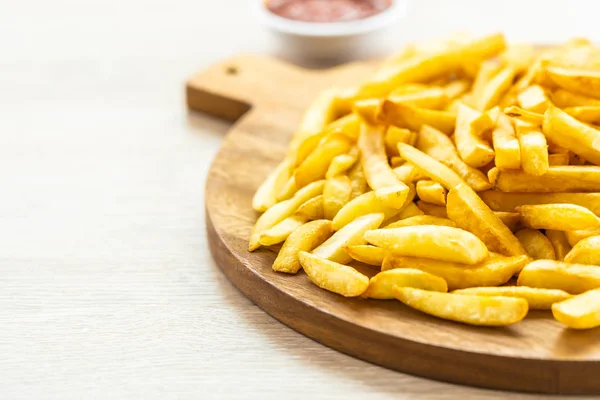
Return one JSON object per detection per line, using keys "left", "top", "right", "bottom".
{"left": 186, "top": 54, "right": 308, "bottom": 121}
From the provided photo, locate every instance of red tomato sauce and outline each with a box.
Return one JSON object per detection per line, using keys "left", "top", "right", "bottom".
{"left": 266, "top": 0, "right": 393, "bottom": 23}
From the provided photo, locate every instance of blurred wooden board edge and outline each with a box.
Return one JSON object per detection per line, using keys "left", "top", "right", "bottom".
{"left": 187, "top": 54, "right": 600, "bottom": 394}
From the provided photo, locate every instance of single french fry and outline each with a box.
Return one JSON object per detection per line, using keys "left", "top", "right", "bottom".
{"left": 347, "top": 161, "right": 368, "bottom": 199}
{"left": 517, "top": 85, "right": 549, "bottom": 113}
{"left": 277, "top": 176, "right": 297, "bottom": 201}
{"left": 397, "top": 143, "right": 465, "bottom": 190}
{"left": 552, "top": 89, "right": 600, "bottom": 108}
{"left": 490, "top": 166, "right": 600, "bottom": 193}
{"left": 416, "top": 200, "right": 448, "bottom": 218}
{"left": 273, "top": 220, "right": 333, "bottom": 274}
{"left": 354, "top": 98, "right": 383, "bottom": 125}
{"left": 548, "top": 153, "right": 570, "bottom": 165}
{"left": 383, "top": 254, "right": 529, "bottom": 290}
{"left": 564, "top": 106, "right": 600, "bottom": 124}
{"left": 394, "top": 287, "right": 528, "bottom": 326}
{"left": 291, "top": 88, "right": 340, "bottom": 149}
{"left": 517, "top": 204, "right": 600, "bottom": 231}
{"left": 552, "top": 288, "right": 600, "bottom": 329}
{"left": 566, "top": 227, "right": 600, "bottom": 247}
{"left": 260, "top": 215, "right": 307, "bottom": 246}
{"left": 471, "top": 59, "right": 502, "bottom": 106}
{"left": 545, "top": 230, "right": 572, "bottom": 261}
{"left": 494, "top": 211, "right": 521, "bottom": 232}
{"left": 323, "top": 175, "right": 352, "bottom": 220}
{"left": 252, "top": 158, "right": 294, "bottom": 212}
{"left": 492, "top": 114, "right": 521, "bottom": 170}
{"left": 313, "top": 213, "right": 384, "bottom": 264}
{"left": 381, "top": 101, "right": 456, "bottom": 134}
{"left": 545, "top": 65, "right": 600, "bottom": 99}
{"left": 453, "top": 286, "right": 571, "bottom": 310}
{"left": 479, "top": 191, "right": 600, "bottom": 216}
{"left": 294, "top": 195, "right": 325, "bottom": 221}
{"left": 444, "top": 79, "right": 471, "bottom": 100}
{"left": 395, "top": 202, "right": 424, "bottom": 219}
{"left": 417, "top": 125, "right": 492, "bottom": 191}
{"left": 474, "top": 65, "right": 517, "bottom": 111}
{"left": 384, "top": 215, "right": 456, "bottom": 229}
{"left": 387, "top": 86, "right": 449, "bottom": 109}
{"left": 295, "top": 134, "right": 354, "bottom": 188}
{"left": 447, "top": 184, "right": 526, "bottom": 256}
{"left": 392, "top": 163, "right": 429, "bottom": 183}
{"left": 454, "top": 103, "right": 495, "bottom": 167}
{"left": 364, "top": 269, "right": 448, "bottom": 299}
{"left": 332, "top": 191, "right": 400, "bottom": 230}
{"left": 345, "top": 245, "right": 385, "bottom": 266}
{"left": 365, "top": 225, "right": 489, "bottom": 265}
{"left": 564, "top": 236, "right": 600, "bottom": 266}
{"left": 542, "top": 105, "right": 600, "bottom": 165}
{"left": 249, "top": 180, "right": 325, "bottom": 251}
{"left": 515, "top": 228, "right": 556, "bottom": 260}
{"left": 299, "top": 251, "right": 369, "bottom": 297}
{"left": 514, "top": 121, "right": 549, "bottom": 176}
{"left": 385, "top": 126, "right": 415, "bottom": 157}
{"left": 416, "top": 180, "right": 447, "bottom": 205}
{"left": 518, "top": 260, "right": 600, "bottom": 294}
{"left": 326, "top": 152, "right": 357, "bottom": 179}
{"left": 375, "top": 185, "right": 412, "bottom": 210}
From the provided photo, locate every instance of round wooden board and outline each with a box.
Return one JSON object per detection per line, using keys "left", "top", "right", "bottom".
{"left": 187, "top": 55, "right": 600, "bottom": 394}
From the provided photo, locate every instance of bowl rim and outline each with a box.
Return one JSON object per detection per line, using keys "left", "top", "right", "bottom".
{"left": 253, "top": 0, "right": 408, "bottom": 38}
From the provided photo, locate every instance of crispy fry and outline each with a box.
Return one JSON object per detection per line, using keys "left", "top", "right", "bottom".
{"left": 364, "top": 269, "right": 448, "bottom": 299}
{"left": 492, "top": 114, "right": 521, "bottom": 170}
{"left": 454, "top": 103, "right": 495, "bottom": 167}
{"left": 417, "top": 125, "right": 492, "bottom": 191}
{"left": 385, "top": 126, "right": 415, "bottom": 157}
{"left": 383, "top": 254, "right": 529, "bottom": 290}
{"left": 295, "top": 134, "right": 354, "bottom": 188}
{"left": 381, "top": 101, "right": 456, "bottom": 134}
{"left": 564, "top": 236, "right": 600, "bottom": 266}
{"left": 453, "top": 286, "right": 571, "bottom": 310}
{"left": 313, "top": 213, "right": 384, "bottom": 264}
{"left": 323, "top": 175, "right": 352, "bottom": 220}
{"left": 552, "top": 288, "right": 600, "bottom": 329}
{"left": 545, "top": 66, "right": 600, "bottom": 98}
{"left": 447, "top": 184, "right": 526, "bottom": 256}
{"left": 252, "top": 158, "right": 294, "bottom": 212}
{"left": 332, "top": 191, "right": 400, "bottom": 230}
{"left": 517, "top": 85, "right": 549, "bottom": 113}
{"left": 397, "top": 143, "right": 465, "bottom": 190}
{"left": 490, "top": 166, "right": 600, "bottom": 192}
{"left": 249, "top": 180, "right": 325, "bottom": 251}
{"left": 365, "top": 225, "right": 489, "bottom": 265}
{"left": 392, "top": 163, "right": 429, "bottom": 183}
{"left": 384, "top": 215, "right": 456, "bottom": 229}
{"left": 545, "top": 230, "right": 572, "bottom": 261}
{"left": 299, "top": 251, "right": 369, "bottom": 297}
{"left": 375, "top": 185, "right": 412, "bottom": 210}
{"left": 345, "top": 245, "right": 385, "bottom": 266}
{"left": 416, "top": 180, "right": 447, "bottom": 205}
{"left": 326, "top": 152, "right": 358, "bottom": 179}
{"left": 416, "top": 200, "right": 448, "bottom": 218}
{"left": 479, "top": 191, "right": 600, "bottom": 216}
{"left": 517, "top": 204, "right": 600, "bottom": 231}
{"left": 515, "top": 228, "right": 555, "bottom": 260}
{"left": 294, "top": 195, "right": 325, "bottom": 221}
{"left": 552, "top": 89, "right": 600, "bottom": 108}
{"left": 514, "top": 121, "right": 549, "bottom": 176}
{"left": 566, "top": 227, "right": 600, "bottom": 247}
{"left": 518, "top": 260, "right": 600, "bottom": 294}
{"left": 474, "top": 66, "right": 517, "bottom": 111}
{"left": 273, "top": 220, "right": 333, "bottom": 274}
{"left": 394, "top": 287, "right": 528, "bottom": 326}
{"left": 260, "top": 215, "right": 307, "bottom": 246}
{"left": 494, "top": 211, "right": 521, "bottom": 232}
{"left": 347, "top": 161, "right": 368, "bottom": 199}
{"left": 542, "top": 105, "right": 600, "bottom": 165}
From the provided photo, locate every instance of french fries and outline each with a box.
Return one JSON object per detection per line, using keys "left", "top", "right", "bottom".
{"left": 381, "top": 101, "right": 456, "bottom": 134}
{"left": 565, "top": 227, "right": 600, "bottom": 247}
{"left": 479, "top": 191, "right": 600, "bottom": 216}
{"left": 416, "top": 200, "right": 448, "bottom": 218}
{"left": 363, "top": 269, "right": 448, "bottom": 299}
{"left": 453, "top": 286, "right": 570, "bottom": 310}
{"left": 295, "top": 134, "right": 354, "bottom": 188}
{"left": 273, "top": 220, "right": 333, "bottom": 274}
{"left": 518, "top": 260, "right": 600, "bottom": 294}
{"left": 516, "top": 204, "right": 600, "bottom": 231}
{"left": 332, "top": 191, "right": 400, "bottom": 230}
{"left": 384, "top": 215, "right": 456, "bottom": 229}
{"left": 489, "top": 166, "right": 600, "bottom": 193}
{"left": 545, "top": 230, "right": 571, "bottom": 261}
{"left": 492, "top": 114, "right": 521, "bottom": 170}
{"left": 416, "top": 180, "right": 447, "bottom": 206}
{"left": 564, "top": 236, "right": 600, "bottom": 266}
{"left": 299, "top": 251, "right": 369, "bottom": 297}
{"left": 515, "top": 228, "right": 556, "bottom": 260}
{"left": 552, "top": 288, "right": 600, "bottom": 329}
{"left": 514, "top": 121, "right": 549, "bottom": 176}
{"left": 323, "top": 175, "right": 352, "bottom": 220}
{"left": 397, "top": 143, "right": 464, "bottom": 190}
{"left": 252, "top": 159, "right": 293, "bottom": 212}
{"left": 545, "top": 66, "right": 600, "bottom": 99}
{"left": 394, "top": 287, "right": 528, "bottom": 326}
{"left": 365, "top": 225, "right": 489, "bottom": 265}
{"left": 454, "top": 103, "right": 495, "bottom": 168}
{"left": 345, "top": 244, "right": 385, "bottom": 266}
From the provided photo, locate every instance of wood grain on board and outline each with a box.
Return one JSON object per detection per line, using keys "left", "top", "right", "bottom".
{"left": 187, "top": 54, "right": 600, "bottom": 394}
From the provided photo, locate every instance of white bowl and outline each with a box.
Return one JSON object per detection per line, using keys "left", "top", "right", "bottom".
{"left": 253, "top": 0, "right": 408, "bottom": 66}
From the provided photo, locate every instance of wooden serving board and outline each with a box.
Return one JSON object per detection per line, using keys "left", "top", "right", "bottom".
{"left": 187, "top": 55, "right": 600, "bottom": 394}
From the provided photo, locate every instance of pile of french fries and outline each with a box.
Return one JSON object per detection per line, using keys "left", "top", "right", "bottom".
{"left": 249, "top": 32, "right": 600, "bottom": 329}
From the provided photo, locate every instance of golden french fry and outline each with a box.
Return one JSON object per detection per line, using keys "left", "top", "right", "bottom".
{"left": 392, "top": 163, "right": 429, "bottom": 183}
{"left": 494, "top": 211, "right": 521, "bottom": 232}
{"left": 548, "top": 153, "right": 570, "bottom": 165}
{"left": 489, "top": 166, "right": 600, "bottom": 192}
{"left": 385, "top": 126, "right": 415, "bottom": 157}
{"left": 299, "top": 251, "right": 369, "bottom": 297}
{"left": 552, "top": 288, "right": 600, "bottom": 329}
{"left": 454, "top": 103, "right": 495, "bottom": 167}
{"left": 471, "top": 60, "right": 502, "bottom": 106}
{"left": 518, "top": 259, "right": 600, "bottom": 294}
{"left": 474, "top": 66, "right": 517, "bottom": 111}
{"left": 566, "top": 227, "right": 600, "bottom": 247}
{"left": 347, "top": 161, "right": 368, "bottom": 199}
{"left": 479, "top": 191, "right": 600, "bottom": 216}
{"left": 345, "top": 245, "right": 385, "bottom": 266}
{"left": 504, "top": 106, "right": 544, "bottom": 125}
{"left": 517, "top": 204, "right": 600, "bottom": 231}
{"left": 447, "top": 184, "right": 527, "bottom": 256}
{"left": 416, "top": 180, "right": 447, "bottom": 205}
{"left": 514, "top": 121, "right": 549, "bottom": 176}
{"left": 564, "top": 106, "right": 600, "bottom": 124}
{"left": 552, "top": 89, "right": 600, "bottom": 108}
{"left": 492, "top": 114, "right": 521, "bottom": 170}
{"left": 291, "top": 88, "right": 340, "bottom": 149}
{"left": 375, "top": 185, "right": 412, "bottom": 210}
{"left": 249, "top": 180, "right": 325, "bottom": 251}
{"left": 417, "top": 125, "right": 492, "bottom": 191}
{"left": 515, "top": 228, "right": 556, "bottom": 260}
{"left": 545, "top": 230, "right": 571, "bottom": 261}
{"left": 294, "top": 194, "right": 324, "bottom": 221}
{"left": 384, "top": 215, "right": 456, "bottom": 229}
{"left": 354, "top": 98, "right": 383, "bottom": 125}
{"left": 332, "top": 191, "right": 400, "bottom": 231}
{"left": 542, "top": 105, "right": 600, "bottom": 165}
{"left": 517, "top": 85, "right": 549, "bottom": 113}
{"left": 273, "top": 220, "right": 333, "bottom": 274}
{"left": 453, "top": 286, "right": 571, "bottom": 310}
{"left": 394, "top": 287, "right": 528, "bottom": 326}
{"left": 384, "top": 254, "right": 529, "bottom": 290}
{"left": 444, "top": 79, "right": 471, "bottom": 100}
{"left": 323, "top": 175, "right": 352, "bottom": 220}
{"left": 314, "top": 213, "right": 384, "bottom": 264}
{"left": 277, "top": 176, "right": 297, "bottom": 201}
{"left": 260, "top": 215, "right": 307, "bottom": 246}
{"left": 397, "top": 143, "right": 465, "bottom": 190}
{"left": 564, "top": 236, "right": 600, "bottom": 266}
{"left": 381, "top": 101, "right": 456, "bottom": 134}
{"left": 295, "top": 134, "right": 354, "bottom": 188}
{"left": 365, "top": 225, "right": 489, "bottom": 265}
{"left": 416, "top": 200, "right": 448, "bottom": 218}
{"left": 252, "top": 159, "right": 293, "bottom": 212}
{"left": 545, "top": 65, "right": 600, "bottom": 98}
{"left": 364, "top": 269, "right": 448, "bottom": 299}
{"left": 387, "top": 86, "right": 449, "bottom": 109}
{"left": 326, "top": 152, "right": 357, "bottom": 179}
{"left": 395, "top": 202, "right": 425, "bottom": 219}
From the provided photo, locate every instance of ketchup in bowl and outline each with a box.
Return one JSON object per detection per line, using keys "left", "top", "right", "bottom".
{"left": 266, "top": 0, "right": 393, "bottom": 23}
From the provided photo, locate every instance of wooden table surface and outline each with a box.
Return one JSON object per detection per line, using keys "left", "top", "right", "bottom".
{"left": 2, "top": 1, "right": 599, "bottom": 398}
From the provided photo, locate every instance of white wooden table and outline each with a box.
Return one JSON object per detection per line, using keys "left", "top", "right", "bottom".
{"left": 1, "top": 1, "right": 598, "bottom": 398}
